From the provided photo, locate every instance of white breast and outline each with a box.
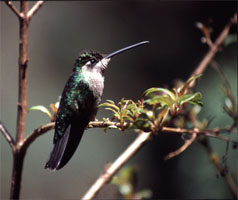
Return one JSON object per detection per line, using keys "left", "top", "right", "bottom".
{"left": 82, "top": 66, "right": 105, "bottom": 101}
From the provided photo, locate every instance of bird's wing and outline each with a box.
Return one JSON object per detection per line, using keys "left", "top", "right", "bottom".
{"left": 45, "top": 78, "right": 92, "bottom": 170}
{"left": 44, "top": 125, "right": 71, "bottom": 170}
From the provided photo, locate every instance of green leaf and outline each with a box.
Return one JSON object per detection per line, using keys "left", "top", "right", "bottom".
{"left": 29, "top": 105, "right": 52, "bottom": 119}
{"left": 126, "top": 103, "right": 136, "bottom": 110}
{"left": 178, "top": 74, "right": 202, "bottom": 95}
{"left": 131, "top": 117, "right": 152, "bottom": 131}
{"left": 155, "top": 107, "right": 169, "bottom": 125}
{"left": 177, "top": 92, "right": 203, "bottom": 107}
{"left": 111, "top": 165, "right": 137, "bottom": 186}
{"left": 106, "top": 99, "right": 116, "bottom": 105}
{"left": 179, "top": 92, "right": 202, "bottom": 104}
{"left": 145, "top": 95, "right": 174, "bottom": 106}
{"left": 143, "top": 88, "right": 175, "bottom": 100}
{"left": 99, "top": 103, "right": 119, "bottom": 111}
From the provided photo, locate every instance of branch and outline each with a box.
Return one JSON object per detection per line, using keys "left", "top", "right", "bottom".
{"left": 190, "top": 12, "right": 237, "bottom": 86}
{"left": 0, "top": 122, "right": 15, "bottom": 152}
{"left": 164, "top": 132, "right": 197, "bottom": 160}
{"left": 21, "top": 120, "right": 237, "bottom": 153}
{"left": 10, "top": 2, "right": 29, "bottom": 199}
{"left": 82, "top": 131, "right": 152, "bottom": 200}
{"left": 27, "top": 1, "right": 44, "bottom": 21}
{"left": 203, "top": 140, "right": 238, "bottom": 198}
{"left": 5, "top": 1, "right": 22, "bottom": 19}
{"left": 15, "top": 1, "right": 29, "bottom": 145}
{"left": 162, "top": 127, "right": 238, "bottom": 144}
{"left": 22, "top": 122, "right": 54, "bottom": 151}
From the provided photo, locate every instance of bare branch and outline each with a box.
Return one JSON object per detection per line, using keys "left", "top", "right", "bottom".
{"left": 27, "top": 1, "right": 44, "bottom": 21}
{"left": 190, "top": 12, "right": 237, "bottom": 87}
{"left": 82, "top": 131, "right": 152, "bottom": 200}
{"left": 164, "top": 132, "right": 196, "bottom": 160}
{"left": 22, "top": 122, "right": 54, "bottom": 151}
{"left": 0, "top": 122, "right": 16, "bottom": 152}
{"left": 5, "top": 1, "right": 22, "bottom": 19}
{"left": 162, "top": 127, "right": 238, "bottom": 144}
{"left": 10, "top": 2, "right": 29, "bottom": 199}
{"left": 203, "top": 140, "right": 237, "bottom": 198}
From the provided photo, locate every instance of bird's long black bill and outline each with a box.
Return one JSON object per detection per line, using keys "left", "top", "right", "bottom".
{"left": 105, "top": 41, "right": 149, "bottom": 59}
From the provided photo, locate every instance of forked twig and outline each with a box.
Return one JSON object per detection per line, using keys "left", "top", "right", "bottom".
{"left": 190, "top": 13, "right": 237, "bottom": 87}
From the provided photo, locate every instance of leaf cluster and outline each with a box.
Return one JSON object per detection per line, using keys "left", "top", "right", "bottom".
{"left": 100, "top": 75, "right": 202, "bottom": 133}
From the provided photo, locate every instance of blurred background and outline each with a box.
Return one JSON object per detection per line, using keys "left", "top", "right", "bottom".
{"left": 1, "top": 1, "right": 237, "bottom": 199}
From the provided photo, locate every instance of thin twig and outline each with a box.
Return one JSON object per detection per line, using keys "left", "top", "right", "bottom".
{"left": 203, "top": 140, "right": 237, "bottom": 198}
{"left": 162, "top": 127, "right": 238, "bottom": 144}
{"left": 5, "top": 1, "right": 22, "bottom": 19}
{"left": 0, "top": 122, "right": 16, "bottom": 152}
{"left": 82, "top": 131, "right": 152, "bottom": 199}
{"left": 190, "top": 13, "right": 237, "bottom": 85}
{"left": 210, "top": 60, "right": 237, "bottom": 113}
{"left": 27, "top": 1, "right": 44, "bottom": 21}
{"left": 164, "top": 132, "right": 197, "bottom": 160}
{"left": 22, "top": 122, "right": 54, "bottom": 151}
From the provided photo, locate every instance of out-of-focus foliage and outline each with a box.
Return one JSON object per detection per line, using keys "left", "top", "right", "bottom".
{"left": 223, "top": 34, "right": 237, "bottom": 46}
{"left": 111, "top": 165, "right": 152, "bottom": 199}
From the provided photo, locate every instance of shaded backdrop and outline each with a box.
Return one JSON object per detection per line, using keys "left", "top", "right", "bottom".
{"left": 1, "top": 1, "right": 237, "bottom": 199}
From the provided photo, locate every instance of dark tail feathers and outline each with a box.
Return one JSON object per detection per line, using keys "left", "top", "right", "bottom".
{"left": 45, "top": 124, "right": 84, "bottom": 170}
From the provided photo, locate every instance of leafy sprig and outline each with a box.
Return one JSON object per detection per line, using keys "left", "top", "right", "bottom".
{"left": 99, "top": 75, "right": 203, "bottom": 133}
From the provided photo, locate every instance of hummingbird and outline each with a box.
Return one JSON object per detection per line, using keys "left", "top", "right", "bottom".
{"left": 45, "top": 41, "right": 149, "bottom": 170}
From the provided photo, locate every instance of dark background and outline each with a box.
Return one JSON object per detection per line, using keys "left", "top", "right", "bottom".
{"left": 1, "top": 1, "right": 237, "bottom": 199}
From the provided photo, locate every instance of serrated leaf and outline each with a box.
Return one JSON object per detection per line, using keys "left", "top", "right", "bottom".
{"left": 143, "top": 88, "right": 175, "bottom": 100}
{"left": 29, "top": 105, "right": 52, "bottom": 120}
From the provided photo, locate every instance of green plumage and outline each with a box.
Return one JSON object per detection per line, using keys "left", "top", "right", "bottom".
{"left": 45, "top": 51, "right": 103, "bottom": 170}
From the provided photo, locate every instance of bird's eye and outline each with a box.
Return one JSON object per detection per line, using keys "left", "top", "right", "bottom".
{"left": 90, "top": 59, "right": 96, "bottom": 64}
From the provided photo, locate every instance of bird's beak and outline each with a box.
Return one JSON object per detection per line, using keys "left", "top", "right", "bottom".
{"left": 104, "top": 41, "right": 150, "bottom": 59}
